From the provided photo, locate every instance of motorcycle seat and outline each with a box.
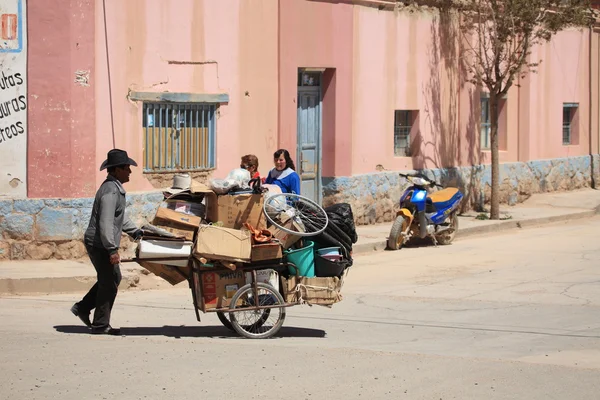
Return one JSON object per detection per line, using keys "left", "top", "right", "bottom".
{"left": 428, "top": 188, "right": 459, "bottom": 205}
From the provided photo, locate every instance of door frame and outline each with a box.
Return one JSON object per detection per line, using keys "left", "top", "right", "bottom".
{"left": 297, "top": 80, "right": 323, "bottom": 204}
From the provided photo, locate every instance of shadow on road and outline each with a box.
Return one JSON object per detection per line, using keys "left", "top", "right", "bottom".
{"left": 53, "top": 324, "right": 326, "bottom": 339}
{"left": 383, "top": 237, "right": 438, "bottom": 251}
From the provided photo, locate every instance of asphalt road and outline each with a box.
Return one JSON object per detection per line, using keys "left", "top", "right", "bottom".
{"left": 1, "top": 218, "right": 600, "bottom": 399}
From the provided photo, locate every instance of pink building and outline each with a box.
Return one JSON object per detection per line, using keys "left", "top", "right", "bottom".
{"left": 1, "top": 0, "right": 599, "bottom": 259}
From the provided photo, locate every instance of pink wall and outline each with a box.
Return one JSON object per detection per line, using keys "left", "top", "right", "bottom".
{"left": 28, "top": 0, "right": 96, "bottom": 198}
{"left": 95, "top": 0, "right": 279, "bottom": 191}
{"left": 350, "top": 8, "right": 591, "bottom": 175}
{"left": 351, "top": 9, "right": 480, "bottom": 174}
{"left": 90, "top": 1, "right": 594, "bottom": 196}
{"left": 278, "top": 0, "right": 354, "bottom": 177}
{"left": 521, "top": 30, "right": 590, "bottom": 160}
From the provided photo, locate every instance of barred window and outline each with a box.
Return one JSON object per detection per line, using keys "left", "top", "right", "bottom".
{"left": 394, "top": 110, "right": 414, "bottom": 157}
{"left": 562, "top": 103, "right": 578, "bottom": 145}
{"left": 480, "top": 95, "right": 491, "bottom": 149}
{"left": 142, "top": 103, "right": 216, "bottom": 172}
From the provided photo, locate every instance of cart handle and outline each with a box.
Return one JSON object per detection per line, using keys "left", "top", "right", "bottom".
{"left": 287, "top": 262, "right": 300, "bottom": 276}
{"left": 121, "top": 257, "right": 191, "bottom": 263}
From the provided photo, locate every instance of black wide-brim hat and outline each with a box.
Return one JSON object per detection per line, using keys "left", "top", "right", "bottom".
{"left": 100, "top": 149, "right": 138, "bottom": 171}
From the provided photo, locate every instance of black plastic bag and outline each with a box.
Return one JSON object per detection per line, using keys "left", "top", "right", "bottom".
{"left": 324, "top": 203, "right": 358, "bottom": 244}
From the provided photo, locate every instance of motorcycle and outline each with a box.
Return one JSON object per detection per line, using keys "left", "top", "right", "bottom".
{"left": 387, "top": 173, "right": 464, "bottom": 250}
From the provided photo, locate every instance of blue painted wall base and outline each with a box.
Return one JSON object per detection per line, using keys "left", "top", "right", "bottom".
{"left": 0, "top": 155, "right": 598, "bottom": 260}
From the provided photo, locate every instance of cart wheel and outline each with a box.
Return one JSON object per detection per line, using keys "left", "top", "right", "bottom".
{"left": 217, "top": 312, "right": 234, "bottom": 331}
{"left": 228, "top": 283, "right": 286, "bottom": 339}
{"left": 220, "top": 295, "right": 272, "bottom": 332}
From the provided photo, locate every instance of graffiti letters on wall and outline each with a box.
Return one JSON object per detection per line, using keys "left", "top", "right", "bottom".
{"left": 0, "top": 0, "right": 26, "bottom": 198}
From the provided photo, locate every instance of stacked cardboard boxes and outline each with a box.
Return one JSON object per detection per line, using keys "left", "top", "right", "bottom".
{"left": 137, "top": 183, "right": 342, "bottom": 311}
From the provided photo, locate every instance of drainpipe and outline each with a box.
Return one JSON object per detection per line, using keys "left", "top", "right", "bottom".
{"left": 589, "top": 26, "right": 597, "bottom": 189}
{"left": 103, "top": 0, "right": 116, "bottom": 148}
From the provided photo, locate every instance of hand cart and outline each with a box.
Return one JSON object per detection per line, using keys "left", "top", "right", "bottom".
{"left": 124, "top": 192, "right": 344, "bottom": 339}
{"left": 124, "top": 256, "right": 312, "bottom": 339}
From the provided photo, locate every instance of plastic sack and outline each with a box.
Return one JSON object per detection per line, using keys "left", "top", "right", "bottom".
{"left": 324, "top": 203, "right": 358, "bottom": 244}
{"left": 263, "top": 184, "right": 284, "bottom": 205}
{"left": 226, "top": 168, "right": 251, "bottom": 189}
{"left": 209, "top": 179, "right": 238, "bottom": 194}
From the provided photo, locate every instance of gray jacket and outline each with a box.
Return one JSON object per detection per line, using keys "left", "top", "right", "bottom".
{"left": 84, "top": 175, "right": 139, "bottom": 254}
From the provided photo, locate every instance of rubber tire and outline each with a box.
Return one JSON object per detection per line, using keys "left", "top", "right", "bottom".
{"left": 387, "top": 215, "right": 408, "bottom": 250}
{"left": 218, "top": 303, "right": 271, "bottom": 332}
{"left": 217, "top": 311, "right": 234, "bottom": 331}
{"left": 436, "top": 213, "right": 458, "bottom": 245}
{"left": 305, "top": 219, "right": 352, "bottom": 254}
{"left": 228, "top": 283, "right": 286, "bottom": 339}
{"left": 314, "top": 229, "right": 352, "bottom": 258}
{"left": 263, "top": 193, "right": 328, "bottom": 237}
{"left": 325, "top": 220, "right": 353, "bottom": 250}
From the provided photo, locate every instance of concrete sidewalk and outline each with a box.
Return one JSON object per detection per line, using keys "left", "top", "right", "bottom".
{"left": 354, "top": 188, "right": 600, "bottom": 253}
{"left": 1, "top": 188, "right": 599, "bottom": 296}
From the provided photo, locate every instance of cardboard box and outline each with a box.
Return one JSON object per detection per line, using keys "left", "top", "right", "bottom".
{"left": 151, "top": 222, "right": 195, "bottom": 241}
{"left": 206, "top": 193, "right": 266, "bottom": 230}
{"left": 245, "top": 269, "right": 279, "bottom": 293}
{"left": 189, "top": 182, "right": 266, "bottom": 229}
{"left": 282, "top": 276, "right": 343, "bottom": 305}
{"left": 165, "top": 199, "right": 206, "bottom": 218}
{"left": 268, "top": 218, "right": 303, "bottom": 249}
{"left": 251, "top": 242, "right": 283, "bottom": 262}
{"left": 138, "top": 261, "right": 189, "bottom": 286}
{"left": 194, "top": 224, "right": 251, "bottom": 262}
{"left": 155, "top": 207, "right": 202, "bottom": 229}
{"left": 201, "top": 270, "right": 247, "bottom": 310}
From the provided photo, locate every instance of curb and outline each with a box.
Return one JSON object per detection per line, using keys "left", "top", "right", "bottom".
{"left": 1, "top": 209, "right": 597, "bottom": 296}
{"left": 0, "top": 271, "right": 141, "bottom": 296}
{"left": 352, "top": 209, "right": 597, "bottom": 256}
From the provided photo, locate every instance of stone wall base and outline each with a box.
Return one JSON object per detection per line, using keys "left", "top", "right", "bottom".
{"left": 0, "top": 193, "right": 163, "bottom": 261}
{"left": 1, "top": 156, "right": 597, "bottom": 260}
{"left": 323, "top": 155, "right": 596, "bottom": 225}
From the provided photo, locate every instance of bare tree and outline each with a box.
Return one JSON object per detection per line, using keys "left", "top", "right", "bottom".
{"left": 400, "top": 0, "right": 594, "bottom": 219}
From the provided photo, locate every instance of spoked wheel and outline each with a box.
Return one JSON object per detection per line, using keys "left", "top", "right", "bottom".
{"left": 387, "top": 215, "right": 410, "bottom": 250}
{"left": 217, "top": 312, "right": 234, "bottom": 331}
{"left": 435, "top": 212, "right": 458, "bottom": 245}
{"left": 218, "top": 307, "right": 269, "bottom": 332}
{"left": 263, "top": 193, "right": 328, "bottom": 237}
{"left": 228, "top": 283, "right": 286, "bottom": 339}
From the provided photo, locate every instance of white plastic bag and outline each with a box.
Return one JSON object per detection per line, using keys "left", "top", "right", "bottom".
{"left": 209, "top": 179, "right": 238, "bottom": 194}
{"left": 226, "top": 168, "right": 251, "bottom": 189}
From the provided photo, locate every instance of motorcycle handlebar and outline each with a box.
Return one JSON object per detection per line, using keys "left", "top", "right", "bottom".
{"left": 399, "top": 173, "right": 444, "bottom": 188}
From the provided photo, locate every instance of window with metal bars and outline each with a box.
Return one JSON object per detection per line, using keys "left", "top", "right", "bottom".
{"left": 562, "top": 103, "right": 578, "bottom": 145}
{"left": 480, "top": 95, "right": 491, "bottom": 149}
{"left": 394, "top": 110, "right": 413, "bottom": 157}
{"left": 142, "top": 103, "right": 216, "bottom": 172}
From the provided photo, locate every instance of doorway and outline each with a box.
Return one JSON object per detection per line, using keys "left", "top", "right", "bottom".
{"left": 297, "top": 69, "right": 323, "bottom": 203}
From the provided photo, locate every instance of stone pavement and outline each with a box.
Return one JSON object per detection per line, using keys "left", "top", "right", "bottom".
{"left": 1, "top": 188, "right": 599, "bottom": 296}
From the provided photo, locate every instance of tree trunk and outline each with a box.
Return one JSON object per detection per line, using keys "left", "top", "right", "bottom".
{"left": 490, "top": 92, "right": 500, "bottom": 220}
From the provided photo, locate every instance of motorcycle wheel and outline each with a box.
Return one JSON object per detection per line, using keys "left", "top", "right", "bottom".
{"left": 435, "top": 213, "right": 458, "bottom": 245}
{"left": 387, "top": 215, "right": 409, "bottom": 250}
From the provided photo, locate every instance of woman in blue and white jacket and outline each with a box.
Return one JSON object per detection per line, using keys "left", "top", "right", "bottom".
{"left": 265, "top": 149, "right": 301, "bottom": 195}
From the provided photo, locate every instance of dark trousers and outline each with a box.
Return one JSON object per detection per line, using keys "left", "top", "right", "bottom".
{"left": 76, "top": 245, "right": 122, "bottom": 329}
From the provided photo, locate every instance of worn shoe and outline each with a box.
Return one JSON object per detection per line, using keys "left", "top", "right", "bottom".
{"left": 70, "top": 304, "right": 92, "bottom": 328}
{"left": 91, "top": 325, "right": 121, "bottom": 335}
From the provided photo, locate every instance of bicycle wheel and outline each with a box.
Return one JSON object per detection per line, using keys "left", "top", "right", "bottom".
{"left": 263, "top": 193, "right": 329, "bottom": 237}
{"left": 228, "top": 283, "right": 286, "bottom": 339}
{"left": 217, "top": 311, "right": 234, "bottom": 331}
{"left": 218, "top": 305, "right": 269, "bottom": 332}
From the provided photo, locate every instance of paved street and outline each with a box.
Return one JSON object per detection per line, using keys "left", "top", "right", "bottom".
{"left": 1, "top": 218, "right": 600, "bottom": 399}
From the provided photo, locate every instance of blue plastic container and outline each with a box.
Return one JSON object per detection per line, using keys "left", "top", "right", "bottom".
{"left": 285, "top": 241, "right": 315, "bottom": 277}
{"left": 317, "top": 247, "right": 341, "bottom": 257}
